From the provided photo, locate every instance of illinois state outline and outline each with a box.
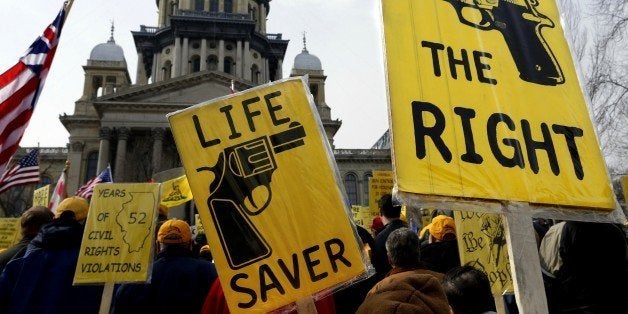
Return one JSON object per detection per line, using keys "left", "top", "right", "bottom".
{"left": 116, "top": 192, "right": 154, "bottom": 253}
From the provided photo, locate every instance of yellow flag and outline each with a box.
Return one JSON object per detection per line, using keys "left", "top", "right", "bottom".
{"left": 160, "top": 175, "right": 193, "bottom": 207}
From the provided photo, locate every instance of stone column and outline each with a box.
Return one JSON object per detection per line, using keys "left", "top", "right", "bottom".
{"left": 173, "top": 37, "right": 182, "bottom": 77}
{"left": 67, "top": 141, "right": 84, "bottom": 195}
{"left": 204, "top": 0, "right": 209, "bottom": 11}
{"left": 151, "top": 128, "right": 164, "bottom": 174}
{"left": 158, "top": 0, "right": 167, "bottom": 28}
{"left": 151, "top": 52, "right": 159, "bottom": 83}
{"left": 218, "top": 40, "right": 225, "bottom": 72}
{"left": 97, "top": 127, "right": 111, "bottom": 173}
{"left": 200, "top": 39, "right": 208, "bottom": 71}
{"left": 181, "top": 37, "right": 190, "bottom": 75}
{"left": 276, "top": 58, "right": 283, "bottom": 80}
{"left": 243, "top": 41, "right": 251, "bottom": 80}
{"left": 236, "top": 40, "right": 242, "bottom": 78}
{"left": 114, "top": 127, "right": 130, "bottom": 181}
{"left": 260, "top": 3, "right": 267, "bottom": 33}
{"left": 136, "top": 52, "right": 148, "bottom": 85}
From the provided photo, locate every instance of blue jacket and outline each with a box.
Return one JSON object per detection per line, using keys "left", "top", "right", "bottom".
{"left": 0, "top": 218, "right": 102, "bottom": 314}
{"left": 112, "top": 245, "right": 218, "bottom": 314}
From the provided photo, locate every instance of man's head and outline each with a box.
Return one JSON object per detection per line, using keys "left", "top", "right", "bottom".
{"left": 21, "top": 206, "right": 54, "bottom": 238}
{"left": 378, "top": 194, "right": 401, "bottom": 220}
{"left": 157, "top": 219, "right": 192, "bottom": 250}
{"left": 420, "top": 215, "right": 456, "bottom": 242}
{"left": 442, "top": 265, "right": 496, "bottom": 314}
{"left": 386, "top": 227, "right": 421, "bottom": 269}
{"left": 55, "top": 196, "right": 89, "bottom": 221}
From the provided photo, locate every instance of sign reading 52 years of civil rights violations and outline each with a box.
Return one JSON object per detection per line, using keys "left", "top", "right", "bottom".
{"left": 168, "top": 77, "right": 367, "bottom": 312}
{"left": 74, "top": 183, "right": 160, "bottom": 284}
{"left": 382, "top": 0, "right": 616, "bottom": 210}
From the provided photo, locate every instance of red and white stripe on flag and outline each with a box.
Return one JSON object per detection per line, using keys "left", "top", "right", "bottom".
{"left": 49, "top": 170, "right": 66, "bottom": 213}
{"left": 0, "top": 5, "right": 66, "bottom": 178}
{"left": 76, "top": 165, "right": 113, "bottom": 199}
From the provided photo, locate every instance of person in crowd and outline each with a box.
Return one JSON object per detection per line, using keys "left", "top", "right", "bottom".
{"left": 442, "top": 265, "right": 497, "bottom": 314}
{"left": 0, "top": 206, "right": 53, "bottom": 272}
{"left": 333, "top": 224, "right": 379, "bottom": 313}
{"left": 357, "top": 228, "right": 450, "bottom": 313}
{"left": 112, "top": 218, "right": 217, "bottom": 314}
{"left": 371, "top": 215, "right": 385, "bottom": 237}
{"left": 420, "top": 214, "right": 461, "bottom": 273}
{"left": 542, "top": 220, "right": 627, "bottom": 313}
{"left": 199, "top": 244, "right": 213, "bottom": 262}
{"left": 0, "top": 196, "right": 103, "bottom": 314}
{"left": 371, "top": 194, "right": 407, "bottom": 279}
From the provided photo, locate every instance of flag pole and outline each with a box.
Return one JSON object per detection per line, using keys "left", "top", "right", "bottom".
{"left": 64, "top": 0, "right": 76, "bottom": 20}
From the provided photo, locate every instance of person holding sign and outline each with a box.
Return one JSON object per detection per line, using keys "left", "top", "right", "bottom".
{"left": 371, "top": 194, "right": 407, "bottom": 279}
{"left": 0, "top": 206, "right": 53, "bottom": 272}
{"left": 0, "top": 197, "right": 103, "bottom": 314}
{"left": 112, "top": 219, "right": 217, "bottom": 314}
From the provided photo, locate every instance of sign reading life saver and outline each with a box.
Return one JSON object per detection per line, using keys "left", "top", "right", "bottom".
{"left": 382, "top": 0, "right": 615, "bottom": 209}
{"left": 74, "top": 183, "right": 159, "bottom": 284}
{"left": 168, "top": 77, "right": 366, "bottom": 312}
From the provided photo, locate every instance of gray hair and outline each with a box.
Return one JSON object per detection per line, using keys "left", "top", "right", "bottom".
{"left": 386, "top": 227, "right": 421, "bottom": 268}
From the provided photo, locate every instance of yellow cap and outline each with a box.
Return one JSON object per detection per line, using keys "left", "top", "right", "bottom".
{"left": 55, "top": 196, "right": 89, "bottom": 221}
{"left": 420, "top": 215, "right": 456, "bottom": 240}
{"left": 157, "top": 219, "right": 191, "bottom": 244}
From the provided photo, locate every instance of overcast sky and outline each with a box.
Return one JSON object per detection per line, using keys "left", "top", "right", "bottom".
{"left": 0, "top": 0, "right": 388, "bottom": 149}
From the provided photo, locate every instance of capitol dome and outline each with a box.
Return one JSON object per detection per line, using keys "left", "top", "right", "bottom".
{"left": 89, "top": 25, "right": 125, "bottom": 62}
{"left": 293, "top": 35, "right": 322, "bottom": 71}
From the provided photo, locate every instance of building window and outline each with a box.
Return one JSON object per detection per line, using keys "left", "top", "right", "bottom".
{"left": 190, "top": 55, "right": 201, "bottom": 73}
{"left": 344, "top": 173, "right": 358, "bottom": 205}
{"left": 85, "top": 151, "right": 99, "bottom": 182}
{"left": 195, "top": 0, "right": 204, "bottom": 11}
{"left": 224, "top": 58, "right": 234, "bottom": 74}
{"left": 251, "top": 64, "right": 259, "bottom": 84}
{"left": 363, "top": 173, "right": 372, "bottom": 206}
{"left": 163, "top": 60, "right": 172, "bottom": 80}
{"left": 207, "top": 55, "right": 218, "bottom": 71}
{"left": 224, "top": 0, "right": 233, "bottom": 13}
{"left": 209, "top": 0, "right": 218, "bottom": 12}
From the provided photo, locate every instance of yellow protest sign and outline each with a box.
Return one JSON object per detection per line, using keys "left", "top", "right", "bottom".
{"left": 0, "top": 218, "right": 21, "bottom": 250}
{"left": 32, "top": 184, "right": 50, "bottom": 207}
{"left": 454, "top": 211, "right": 513, "bottom": 294}
{"left": 160, "top": 174, "right": 193, "bottom": 207}
{"left": 622, "top": 176, "right": 628, "bottom": 204}
{"left": 368, "top": 170, "right": 394, "bottom": 214}
{"left": 382, "top": 1, "right": 615, "bottom": 210}
{"left": 351, "top": 205, "right": 373, "bottom": 228}
{"left": 74, "top": 183, "right": 159, "bottom": 284}
{"left": 168, "top": 77, "right": 366, "bottom": 312}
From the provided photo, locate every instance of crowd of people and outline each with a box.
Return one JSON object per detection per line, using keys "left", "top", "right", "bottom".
{"left": 0, "top": 193, "right": 625, "bottom": 313}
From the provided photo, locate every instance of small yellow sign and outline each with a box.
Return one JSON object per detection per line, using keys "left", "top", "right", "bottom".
{"left": 74, "top": 183, "right": 159, "bottom": 284}
{"left": 368, "top": 170, "right": 394, "bottom": 215}
{"left": 382, "top": 0, "right": 615, "bottom": 209}
{"left": 0, "top": 218, "right": 21, "bottom": 250}
{"left": 168, "top": 77, "right": 366, "bottom": 312}
{"left": 453, "top": 211, "right": 514, "bottom": 294}
{"left": 33, "top": 184, "right": 50, "bottom": 207}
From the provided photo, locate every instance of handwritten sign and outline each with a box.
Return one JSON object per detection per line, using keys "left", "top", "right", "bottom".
{"left": 74, "top": 183, "right": 159, "bottom": 284}
{"left": 0, "top": 218, "right": 21, "bottom": 250}
{"left": 368, "top": 170, "right": 394, "bottom": 215}
{"left": 33, "top": 184, "right": 50, "bottom": 207}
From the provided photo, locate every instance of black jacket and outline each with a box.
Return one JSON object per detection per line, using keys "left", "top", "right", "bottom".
{"left": 371, "top": 219, "right": 407, "bottom": 279}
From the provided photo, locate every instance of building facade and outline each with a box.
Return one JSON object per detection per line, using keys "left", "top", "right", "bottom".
{"left": 5, "top": 0, "right": 391, "bottom": 216}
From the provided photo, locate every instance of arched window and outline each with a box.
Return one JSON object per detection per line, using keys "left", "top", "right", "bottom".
{"left": 37, "top": 175, "right": 53, "bottom": 188}
{"left": 344, "top": 173, "right": 358, "bottom": 205}
{"left": 224, "top": 0, "right": 233, "bottom": 13}
{"left": 209, "top": 0, "right": 218, "bottom": 12}
{"left": 363, "top": 173, "right": 372, "bottom": 206}
{"left": 85, "top": 151, "right": 99, "bottom": 182}
{"left": 190, "top": 55, "right": 201, "bottom": 73}
{"left": 163, "top": 60, "right": 172, "bottom": 80}
{"left": 207, "top": 55, "right": 218, "bottom": 71}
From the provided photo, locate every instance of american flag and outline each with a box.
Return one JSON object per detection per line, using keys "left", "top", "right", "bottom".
{"left": 0, "top": 5, "right": 67, "bottom": 179}
{"left": 76, "top": 165, "right": 113, "bottom": 199}
{"left": 48, "top": 168, "right": 66, "bottom": 212}
{"left": 0, "top": 149, "right": 40, "bottom": 194}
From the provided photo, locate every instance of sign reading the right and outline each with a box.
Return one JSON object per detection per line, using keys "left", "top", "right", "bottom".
{"left": 382, "top": 0, "right": 615, "bottom": 209}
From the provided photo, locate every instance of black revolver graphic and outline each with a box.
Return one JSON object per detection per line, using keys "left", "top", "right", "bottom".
{"left": 197, "top": 121, "right": 306, "bottom": 269}
{"left": 444, "top": 0, "right": 564, "bottom": 85}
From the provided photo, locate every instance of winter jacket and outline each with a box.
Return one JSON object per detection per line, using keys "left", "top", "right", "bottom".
{"left": 0, "top": 218, "right": 102, "bottom": 314}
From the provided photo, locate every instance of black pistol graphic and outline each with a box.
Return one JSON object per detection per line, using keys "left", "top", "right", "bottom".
{"left": 443, "top": 0, "right": 565, "bottom": 85}
{"left": 197, "top": 121, "right": 306, "bottom": 269}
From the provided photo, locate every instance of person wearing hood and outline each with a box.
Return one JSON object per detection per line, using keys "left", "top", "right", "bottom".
{"left": 0, "top": 196, "right": 103, "bottom": 314}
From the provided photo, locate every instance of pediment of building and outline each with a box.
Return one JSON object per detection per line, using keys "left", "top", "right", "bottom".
{"left": 97, "top": 71, "right": 251, "bottom": 105}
